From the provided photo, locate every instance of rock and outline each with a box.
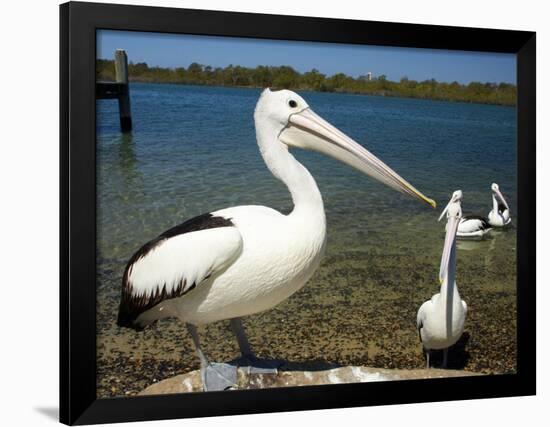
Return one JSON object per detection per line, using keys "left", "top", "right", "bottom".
{"left": 139, "top": 364, "right": 480, "bottom": 395}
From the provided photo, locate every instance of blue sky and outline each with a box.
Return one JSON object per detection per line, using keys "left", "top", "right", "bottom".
{"left": 97, "top": 30, "right": 516, "bottom": 84}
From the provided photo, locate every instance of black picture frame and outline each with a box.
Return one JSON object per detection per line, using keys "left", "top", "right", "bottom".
{"left": 60, "top": 1, "right": 536, "bottom": 424}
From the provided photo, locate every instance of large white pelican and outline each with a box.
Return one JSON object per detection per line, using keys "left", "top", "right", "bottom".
{"left": 117, "top": 89, "right": 435, "bottom": 391}
{"left": 487, "top": 183, "right": 511, "bottom": 227}
{"left": 417, "top": 190, "right": 467, "bottom": 368}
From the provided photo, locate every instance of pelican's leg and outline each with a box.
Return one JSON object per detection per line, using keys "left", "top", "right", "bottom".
{"left": 186, "top": 323, "right": 237, "bottom": 391}
{"left": 425, "top": 349, "right": 430, "bottom": 369}
{"left": 230, "top": 318, "right": 280, "bottom": 374}
{"left": 442, "top": 348, "right": 448, "bottom": 369}
{"left": 230, "top": 317, "right": 253, "bottom": 358}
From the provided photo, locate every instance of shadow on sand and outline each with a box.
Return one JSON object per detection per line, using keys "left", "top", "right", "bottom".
{"left": 426, "top": 332, "right": 471, "bottom": 370}
{"left": 227, "top": 357, "right": 342, "bottom": 372}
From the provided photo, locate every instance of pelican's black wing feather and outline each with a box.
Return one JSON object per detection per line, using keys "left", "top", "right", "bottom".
{"left": 117, "top": 213, "right": 237, "bottom": 330}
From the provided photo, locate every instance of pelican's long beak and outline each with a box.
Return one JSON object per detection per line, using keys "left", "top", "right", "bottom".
{"left": 438, "top": 198, "right": 454, "bottom": 222}
{"left": 439, "top": 213, "right": 460, "bottom": 283}
{"left": 493, "top": 187, "right": 510, "bottom": 211}
{"left": 279, "top": 108, "right": 436, "bottom": 208}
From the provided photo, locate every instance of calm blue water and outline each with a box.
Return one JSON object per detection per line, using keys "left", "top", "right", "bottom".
{"left": 97, "top": 83, "right": 516, "bottom": 262}
{"left": 96, "top": 84, "right": 517, "bottom": 395}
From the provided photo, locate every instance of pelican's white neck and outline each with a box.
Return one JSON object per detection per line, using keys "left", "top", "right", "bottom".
{"left": 254, "top": 117, "right": 324, "bottom": 217}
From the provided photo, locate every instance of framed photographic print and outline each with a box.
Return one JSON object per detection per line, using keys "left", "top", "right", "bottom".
{"left": 60, "top": 1, "right": 536, "bottom": 424}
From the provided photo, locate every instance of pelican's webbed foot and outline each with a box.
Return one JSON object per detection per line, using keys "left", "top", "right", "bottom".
{"left": 201, "top": 362, "right": 238, "bottom": 391}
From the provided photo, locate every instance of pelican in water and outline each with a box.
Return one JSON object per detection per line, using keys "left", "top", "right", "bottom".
{"left": 417, "top": 190, "right": 467, "bottom": 368}
{"left": 455, "top": 191, "right": 492, "bottom": 240}
{"left": 117, "top": 89, "right": 435, "bottom": 391}
{"left": 456, "top": 183, "right": 511, "bottom": 238}
{"left": 487, "top": 183, "right": 511, "bottom": 227}
{"left": 457, "top": 214, "right": 492, "bottom": 239}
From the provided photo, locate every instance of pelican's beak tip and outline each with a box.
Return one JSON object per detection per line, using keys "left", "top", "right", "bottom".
{"left": 428, "top": 198, "right": 437, "bottom": 209}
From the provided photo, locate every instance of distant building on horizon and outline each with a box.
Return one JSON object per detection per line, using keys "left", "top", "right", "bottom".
{"left": 358, "top": 71, "right": 373, "bottom": 82}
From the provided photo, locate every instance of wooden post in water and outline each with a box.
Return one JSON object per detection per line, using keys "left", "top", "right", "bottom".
{"left": 96, "top": 50, "right": 134, "bottom": 132}
{"left": 114, "top": 49, "right": 132, "bottom": 132}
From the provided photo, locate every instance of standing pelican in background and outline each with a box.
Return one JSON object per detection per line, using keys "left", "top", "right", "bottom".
{"left": 117, "top": 89, "right": 436, "bottom": 391}
{"left": 417, "top": 190, "right": 468, "bottom": 368}
{"left": 488, "top": 183, "right": 511, "bottom": 227}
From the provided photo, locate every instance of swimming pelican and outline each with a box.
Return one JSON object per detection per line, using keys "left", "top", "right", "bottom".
{"left": 417, "top": 190, "right": 467, "bottom": 368}
{"left": 487, "top": 183, "right": 511, "bottom": 227}
{"left": 117, "top": 89, "right": 435, "bottom": 391}
{"left": 457, "top": 214, "right": 492, "bottom": 239}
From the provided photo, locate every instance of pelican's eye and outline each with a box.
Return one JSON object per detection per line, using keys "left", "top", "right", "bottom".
{"left": 288, "top": 100, "right": 298, "bottom": 108}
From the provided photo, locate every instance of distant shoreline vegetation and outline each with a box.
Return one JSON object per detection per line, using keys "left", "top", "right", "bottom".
{"left": 97, "top": 59, "right": 517, "bottom": 106}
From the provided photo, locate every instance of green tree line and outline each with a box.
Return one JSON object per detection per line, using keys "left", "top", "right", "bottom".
{"left": 97, "top": 59, "right": 516, "bottom": 106}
